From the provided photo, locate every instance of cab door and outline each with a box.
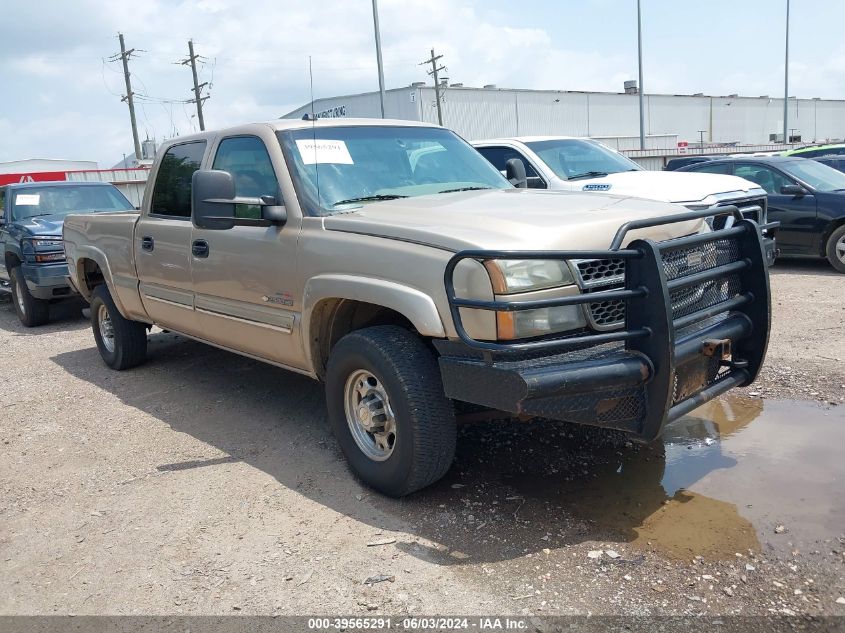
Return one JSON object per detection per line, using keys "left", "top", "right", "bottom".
{"left": 733, "top": 163, "right": 818, "bottom": 253}
{"left": 134, "top": 141, "right": 206, "bottom": 336}
{"left": 190, "top": 133, "right": 304, "bottom": 367}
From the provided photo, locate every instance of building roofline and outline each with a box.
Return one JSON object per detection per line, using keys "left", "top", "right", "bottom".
{"left": 281, "top": 85, "right": 845, "bottom": 118}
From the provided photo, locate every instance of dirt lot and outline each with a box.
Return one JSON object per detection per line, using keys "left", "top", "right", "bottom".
{"left": 1, "top": 260, "right": 844, "bottom": 618}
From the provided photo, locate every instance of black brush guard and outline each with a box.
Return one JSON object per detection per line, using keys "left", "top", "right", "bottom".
{"left": 437, "top": 208, "right": 774, "bottom": 441}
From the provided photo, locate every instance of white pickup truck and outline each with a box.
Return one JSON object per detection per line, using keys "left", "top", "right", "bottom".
{"left": 473, "top": 136, "right": 776, "bottom": 264}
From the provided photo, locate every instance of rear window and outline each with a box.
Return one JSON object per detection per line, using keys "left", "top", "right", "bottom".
{"left": 151, "top": 141, "right": 207, "bottom": 218}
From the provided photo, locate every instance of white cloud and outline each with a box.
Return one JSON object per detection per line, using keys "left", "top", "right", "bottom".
{"left": 1, "top": 0, "right": 844, "bottom": 166}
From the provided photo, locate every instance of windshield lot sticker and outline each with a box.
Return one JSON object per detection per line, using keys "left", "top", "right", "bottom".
{"left": 15, "top": 194, "right": 40, "bottom": 205}
{"left": 295, "top": 139, "right": 353, "bottom": 165}
{"left": 582, "top": 183, "right": 611, "bottom": 191}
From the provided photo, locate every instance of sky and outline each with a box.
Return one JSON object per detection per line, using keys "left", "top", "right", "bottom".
{"left": 2, "top": 0, "right": 845, "bottom": 167}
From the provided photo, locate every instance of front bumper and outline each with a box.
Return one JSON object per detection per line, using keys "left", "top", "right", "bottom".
{"left": 439, "top": 208, "right": 772, "bottom": 442}
{"left": 21, "top": 262, "right": 76, "bottom": 300}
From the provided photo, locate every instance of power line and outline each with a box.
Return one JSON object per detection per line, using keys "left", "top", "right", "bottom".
{"left": 108, "top": 33, "right": 142, "bottom": 161}
{"left": 180, "top": 39, "right": 209, "bottom": 131}
{"left": 419, "top": 48, "right": 446, "bottom": 126}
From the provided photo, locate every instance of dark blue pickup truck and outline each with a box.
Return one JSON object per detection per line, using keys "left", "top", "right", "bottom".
{"left": 0, "top": 181, "right": 135, "bottom": 326}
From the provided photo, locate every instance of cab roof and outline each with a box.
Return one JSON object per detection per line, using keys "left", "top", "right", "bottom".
{"left": 162, "top": 118, "right": 444, "bottom": 146}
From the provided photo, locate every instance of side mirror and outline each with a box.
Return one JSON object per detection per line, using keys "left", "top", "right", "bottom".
{"left": 780, "top": 184, "right": 807, "bottom": 197}
{"left": 192, "top": 170, "right": 287, "bottom": 230}
{"left": 193, "top": 170, "right": 237, "bottom": 230}
{"left": 505, "top": 158, "right": 528, "bottom": 189}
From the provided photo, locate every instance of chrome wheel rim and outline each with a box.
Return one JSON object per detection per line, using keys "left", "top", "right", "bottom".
{"left": 343, "top": 369, "right": 397, "bottom": 461}
{"left": 14, "top": 278, "right": 26, "bottom": 315}
{"left": 836, "top": 234, "right": 845, "bottom": 266}
{"left": 98, "top": 304, "right": 115, "bottom": 353}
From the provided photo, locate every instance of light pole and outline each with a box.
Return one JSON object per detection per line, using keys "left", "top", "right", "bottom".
{"left": 371, "top": 0, "right": 387, "bottom": 118}
{"left": 698, "top": 130, "right": 707, "bottom": 154}
{"left": 637, "top": 0, "right": 645, "bottom": 150}
{"left": 783, "top": 0, "right": 790, "bottom": 145}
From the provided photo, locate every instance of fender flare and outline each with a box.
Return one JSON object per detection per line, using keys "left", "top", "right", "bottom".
{"left": 71, "top": 246, "right": 130, "bottom": 317}
{"left": 302, "top": 274, "right": 446, "bottom": 367}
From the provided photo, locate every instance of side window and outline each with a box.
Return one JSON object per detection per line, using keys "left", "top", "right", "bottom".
{"left": 689, "top": 162, "right": 732, "bottom": 175}
{"left": 734, "top": 164, "right": 790, "bottom": 195}
{"left": 213, "top": 136, "right": 280, "bottom": 219}
{"left": 475, "top": 146, "right": 546, "bottom": 189}
{"left": 151, "top": 141, "right": 206, "bottom": 218}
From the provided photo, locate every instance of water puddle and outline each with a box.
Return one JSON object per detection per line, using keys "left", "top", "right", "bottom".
{"left": 401, "top": 396, "right": 844, "bottom": 563}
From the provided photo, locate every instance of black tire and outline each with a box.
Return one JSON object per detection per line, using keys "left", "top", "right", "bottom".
{"left": 325, "top": 325, "right": 456, "bottom": 497}
{"left": 825, "top": 224, "right": 845, "bottom": 273}
{"left": 10, "top": 267, "right": 49, "bottom": 327}
{"left": 90, "top": 284, "right": 147, "bottom": 370}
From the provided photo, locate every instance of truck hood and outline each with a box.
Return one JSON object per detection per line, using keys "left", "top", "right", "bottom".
{"left": 12, "top": 214, "right": 66, "bottom": 237}
{"left": 574, "top": 171, "right": 763, "bottom": 204}
{"left": 323, "top": 188, "right": 704, "bottom": 252}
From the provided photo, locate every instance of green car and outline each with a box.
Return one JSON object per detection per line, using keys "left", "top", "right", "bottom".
{"left": 783, "top": 143, "right": 845, "bottom": 159}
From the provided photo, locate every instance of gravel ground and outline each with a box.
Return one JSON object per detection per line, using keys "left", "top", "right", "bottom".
{"left": 1, "top": 259, "right": 844, "bottom": 618}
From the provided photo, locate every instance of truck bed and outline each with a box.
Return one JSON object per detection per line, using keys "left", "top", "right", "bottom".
{"left": 63, "top": 211, "right": 145, "bottom": 319}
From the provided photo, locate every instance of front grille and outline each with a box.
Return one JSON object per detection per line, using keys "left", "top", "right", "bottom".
{"left": 661, "top": 237, "right": 742, "bottom": 319}
{"left": 575, "top": 257, "right": 625, "bottom": 288}
{"left": 575, "top": 257, "right": 627, "bottom": 330}
{"left": 578, "top": 236, "right": 743, "bottom": 330}
{"left": 712, "top": 196, "right": 766, "bottom": 228}
{"left": 661, "top": 238, "right": 739, "bottom": 279}
{"left": 589, "top": 297, "right": 626, "bottom": 327}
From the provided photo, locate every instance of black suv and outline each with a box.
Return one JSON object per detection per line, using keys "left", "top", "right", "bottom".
{"left": 678, "top": 156, "right": 845, "bottom": 272}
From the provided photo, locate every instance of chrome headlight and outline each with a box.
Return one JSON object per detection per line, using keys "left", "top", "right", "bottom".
{"left": 483, "top": 259, "right": 584, "bottom": 339}
{"left": 484, "top": 259, "right": 576, "bottom": 294}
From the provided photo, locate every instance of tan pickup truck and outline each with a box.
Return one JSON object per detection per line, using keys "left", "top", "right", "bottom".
{"left": 63, "top": 119, "right": 772, "bottom": 496}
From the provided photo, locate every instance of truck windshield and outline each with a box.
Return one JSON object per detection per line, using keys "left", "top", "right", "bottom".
{"left": 524, "top": 139, "right": 641, "bottom": 180}
{"left": 11, "top": 184, "right": 134, "bottom": 221}
{"left": 278, "top": 126, "right": 511, "bottom": 215}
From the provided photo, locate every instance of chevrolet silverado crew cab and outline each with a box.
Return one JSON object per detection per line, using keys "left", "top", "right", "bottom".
{"left": 63, "top": 120, "right": 773, "bottom": 496}
{"left": 0, "top": 181, "right": 135, "bottom": 326}
{"left": 473, "top": 136, "right": 777, "bottom": 265}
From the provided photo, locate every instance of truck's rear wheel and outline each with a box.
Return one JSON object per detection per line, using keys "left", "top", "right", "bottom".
{"left": 825, "top": 224, "right": 845, "bottom": 273}
{"left": 10, "top": 267, "right": 49, "bottom": 327}
{"left": 90, "top": 284, "right": 147, "bottom": 370}
{"left": 325, "top": 325, "right": 456, "bottom": 497}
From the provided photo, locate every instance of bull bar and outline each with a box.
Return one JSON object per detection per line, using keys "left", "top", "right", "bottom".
{"left": 437, "top": 207, "right": 774, "bottom": 441}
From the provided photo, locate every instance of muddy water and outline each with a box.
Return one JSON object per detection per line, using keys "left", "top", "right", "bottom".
{"left": 396, "top": 396, "right": 845, "bottom": 564}
{"left": 560, "top": 397, "right": 845, "bottom": 558}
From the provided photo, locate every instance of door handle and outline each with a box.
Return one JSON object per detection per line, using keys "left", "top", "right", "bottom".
{"left": 192, "top": 239, "right": 209, "bottom": 258}
{"left": 141, "top": 236, "right": 154, "bottom": 252}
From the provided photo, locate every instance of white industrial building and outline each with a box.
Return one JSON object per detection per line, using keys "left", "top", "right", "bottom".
{"left": 283, "top": 84, "right": 845, "bottom": 149}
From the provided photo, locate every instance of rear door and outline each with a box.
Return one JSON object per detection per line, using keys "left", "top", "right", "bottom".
{"left": 190, "top": 133, "right": 304, "bottom": 366}
{"left": 134, "top": 141, "right": 207, "bottom": 335}
{"left": 733, "top": 163, "right": 817, "bottom": 252}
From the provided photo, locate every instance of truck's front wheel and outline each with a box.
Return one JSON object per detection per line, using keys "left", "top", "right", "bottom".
{"left": 90, "top": 284, "right": 147, "bottom": 370}
{"left": 10, "top": 267, "right": 50, "bottom": 327}
{"left": 326, "top": 326, "right": 456, "bottom": 497}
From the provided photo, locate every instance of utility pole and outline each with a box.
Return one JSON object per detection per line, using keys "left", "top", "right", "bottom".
{"left": 371, "top": 0, "right": 386, "bottom": 118}
{"left": 112, "top": 33, "right": 141, "bottom": 163}
{"left": 783, "top": 0, "right": 790, "bottom": 145}
{"left": 181, "top": 39, "right": 208, "bottom": 131}
{"left": 420, "top": 49, "right": 445, "bottom": 126}
{"left": 637, "top": 0, "right": 645, "bottom": 150}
